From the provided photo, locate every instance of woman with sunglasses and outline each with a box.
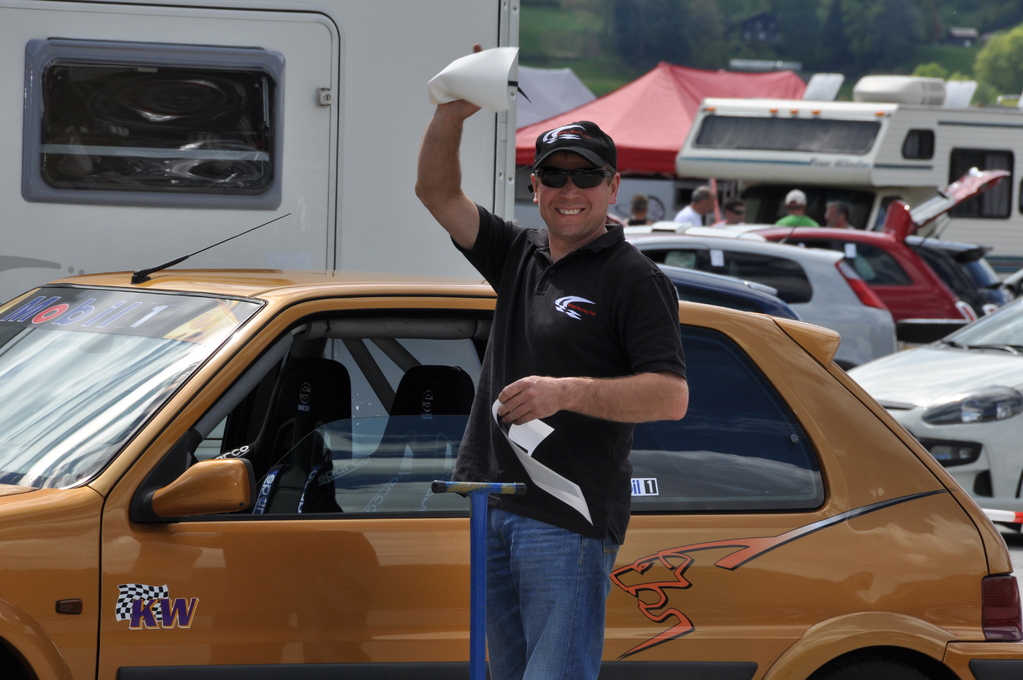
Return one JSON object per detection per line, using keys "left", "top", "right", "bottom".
{"left": 417, "top": 81, "right": 688, "bottom": 680}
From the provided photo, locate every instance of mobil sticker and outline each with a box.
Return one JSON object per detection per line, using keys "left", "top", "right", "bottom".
{"left": 0, "top": 293, "right": 176, "bottom": 331}
{"left": 0, "top": 286, "right": 260, "bottom": 341}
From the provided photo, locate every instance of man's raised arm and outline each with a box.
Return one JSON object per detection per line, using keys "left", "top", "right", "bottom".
{"left": 415, "top": 99, "right": 483, "bottom": 251}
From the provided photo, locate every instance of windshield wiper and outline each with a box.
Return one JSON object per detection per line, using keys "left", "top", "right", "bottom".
{"left": 965, "top": 344, "right": 1022, "bottom": 355}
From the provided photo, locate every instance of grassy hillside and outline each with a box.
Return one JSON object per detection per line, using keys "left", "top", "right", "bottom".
{"left": 519, "top": 3, "right": 636, "bottom": 96}
{"left": 520, "top": 2, "right": 987, "bottom": 99}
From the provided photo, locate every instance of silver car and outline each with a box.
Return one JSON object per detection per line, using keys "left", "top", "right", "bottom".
{"left": 628, "top": 233, "right": 898, "bottom": 368}
{"left": 849, "top": 299, "right": 1023, "bottom": 517}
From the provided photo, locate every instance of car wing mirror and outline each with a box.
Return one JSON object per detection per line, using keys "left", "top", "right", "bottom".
{"left": 147, "top": 459, "right": 254, "bottom": 519}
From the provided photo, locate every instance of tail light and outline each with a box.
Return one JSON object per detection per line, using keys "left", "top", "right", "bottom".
{"left": 983, "top": 574, "right": 1023, "bottom": 641}
{"left": 835, "top": 260, "right": 888, "bottom": 311}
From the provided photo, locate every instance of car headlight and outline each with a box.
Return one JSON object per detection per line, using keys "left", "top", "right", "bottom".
{"left": 923, "top": 387, "right": 1023, "bottom": 425}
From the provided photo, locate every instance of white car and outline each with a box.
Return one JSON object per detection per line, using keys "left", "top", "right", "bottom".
{"left": 849, "top": 299, "right": 1023, "bottom": 514}
{"left": 628, "top": 233, "right": 898, "bottom": 368}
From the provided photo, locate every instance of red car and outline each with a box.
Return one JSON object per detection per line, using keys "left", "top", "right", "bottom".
{"left": 753, "top": 169, "right": 1010, "bottom": 342}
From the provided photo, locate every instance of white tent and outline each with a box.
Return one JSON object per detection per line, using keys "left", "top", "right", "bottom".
{"left": 516, "top": 65, "right": 596, "bottom": 129}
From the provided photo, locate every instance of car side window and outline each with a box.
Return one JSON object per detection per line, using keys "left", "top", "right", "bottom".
{"left": 646, "top": 248, "right": 813, "bottom": 304}
{"left": 191, "top": 313, "right": 487, "bottom": 517}
{"left": 187, "top": 317, "right": 822, "bottom": 518}
{"left": 631, "top": 326, "right": 823, "bottom": 512}
{"left": 793, "top": 239, "right": 911, "bottom": 286}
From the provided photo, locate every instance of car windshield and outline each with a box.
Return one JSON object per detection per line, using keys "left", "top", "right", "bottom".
{"left": 0, "top": 287, "right": 260, "bottom": 489}
{"left": 945, "top": 299, "right": 1023, "bottom": 349}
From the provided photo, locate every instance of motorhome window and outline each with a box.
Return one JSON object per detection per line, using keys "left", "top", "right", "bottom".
{"left": 902, "top": 130, "right": 935, "bottom": 160}
{"left": 23, "top": 39, "right": 284, "bottom": 209}
{"left": 693, "top": 115, "right": 880, "bottom": 155}
{"left": 949, "top": 149, "right": 1012, "bottom": 219}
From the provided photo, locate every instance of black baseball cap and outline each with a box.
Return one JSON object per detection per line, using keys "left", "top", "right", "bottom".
{"left": 533, "top": 121, "right": 617, "bottom": 171}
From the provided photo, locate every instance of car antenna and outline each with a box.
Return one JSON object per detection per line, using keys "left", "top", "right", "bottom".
{"left": 779, "top": 224, "right": 797, "bottom": 244}
{"left": 131, "top": 213, "right": 291, "bottom": 284}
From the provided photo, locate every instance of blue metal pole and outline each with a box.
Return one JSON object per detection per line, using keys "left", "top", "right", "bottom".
{"left": 469, "top": 490, "right": 488, "bottom": 680}
{"left": 432, "top": 480, "right": 526, "bottom": 680}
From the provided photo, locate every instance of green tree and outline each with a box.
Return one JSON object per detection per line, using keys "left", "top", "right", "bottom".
{"left": 975, "top": 24, "right": 1023, "bottom": 95}
{"left": 873, "top": 0, "right": 922, "bottom": 69}
{"left": 687, "top": 0, "right": 726, "bottom": 68}
{"left": 611, "top": 0, "right": 724, "bottom": 70}
{"left": 771, "top": 0, "right": 820, "bottom": 69}
{"left": 912, "top": 62, "right": 948, "bottom": 78}
{"left": 819, "top": 0, "right": 852, "bottom": 72}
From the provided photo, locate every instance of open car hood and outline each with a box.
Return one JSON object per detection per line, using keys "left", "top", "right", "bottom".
{"left": 882, "top": 168, "right": 1009, "bottom": 242}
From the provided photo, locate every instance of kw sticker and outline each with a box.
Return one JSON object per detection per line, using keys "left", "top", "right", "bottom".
{"left": 610, "top": 490, "right": 944, "bottom": 659}
{"left": 115, "top": 583, "right": 199, "bottom": 630}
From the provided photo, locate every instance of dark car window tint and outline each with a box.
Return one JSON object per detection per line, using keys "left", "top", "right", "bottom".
{"left": 645, "top": 248, "right": 812, "bottom": 304}
{"left": 631, "top": 326, "right": 823, "bottom": 512}
{"left": 792, "top": 239, "right": 911, "bottom": 286}
{"left": 913, "top": 246, "right": 983, "bottom": 311}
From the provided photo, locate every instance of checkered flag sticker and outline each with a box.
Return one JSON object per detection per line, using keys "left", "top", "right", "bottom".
{"left": 115, "top": 583, "right": 169, "bottom": 622}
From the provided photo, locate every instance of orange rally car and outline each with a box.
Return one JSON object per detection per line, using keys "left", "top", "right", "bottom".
{"left": 0, "top": 269, "right": 1019, "bottom": 680}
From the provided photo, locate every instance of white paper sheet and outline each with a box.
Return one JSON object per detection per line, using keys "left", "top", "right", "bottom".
{"left": 491, "top": 400, "right": 592, "bottom": 524}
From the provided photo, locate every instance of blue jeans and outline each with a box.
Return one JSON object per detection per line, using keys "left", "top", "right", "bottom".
{"left": 485, "top": 507, "right": 620, "bottom": 680}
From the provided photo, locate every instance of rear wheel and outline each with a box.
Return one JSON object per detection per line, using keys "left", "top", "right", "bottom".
{"left": 810, "top": 657, "right": 931, "bottom": 680}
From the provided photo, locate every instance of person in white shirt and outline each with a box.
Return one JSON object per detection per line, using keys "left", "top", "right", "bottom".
{"left": 673, "top": 185, "right": 713, "bottom": 227}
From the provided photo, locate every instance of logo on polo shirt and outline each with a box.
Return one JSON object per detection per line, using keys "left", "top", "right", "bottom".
{"left": 555, "top": 295, "right": 596, "bottom": 320}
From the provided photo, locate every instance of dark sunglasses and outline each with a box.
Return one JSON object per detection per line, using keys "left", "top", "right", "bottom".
{"left": 728, "top": 208, "right": 745, "bottom": 215}
{"left": 535, "top": 167, "right": 613, "bottom": 189}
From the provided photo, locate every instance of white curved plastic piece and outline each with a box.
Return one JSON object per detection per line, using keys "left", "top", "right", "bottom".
{"left": 428, "top": 47, "right": 519, "bottom": 112}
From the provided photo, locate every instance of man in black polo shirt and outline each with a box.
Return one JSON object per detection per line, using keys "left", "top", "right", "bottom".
{"left": 417, "top": 90, "right": 688, "bottom": 680}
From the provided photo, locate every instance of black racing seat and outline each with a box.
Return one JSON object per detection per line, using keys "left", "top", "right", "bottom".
{"left": 337, "top": 365, "right": 476, "bottom": 513}
{"left": 248, "top": 357, "right": 351, "bottom": 514}
{"left": 391, "top": 364, "right": 475, "bottom": 418}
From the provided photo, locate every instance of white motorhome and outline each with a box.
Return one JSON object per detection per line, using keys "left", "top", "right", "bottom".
{"left": 676, "top": 76, "right": 1023, "bottom": 272}
{"left": 0, "top": 0, "right": 517, "bottom": 302}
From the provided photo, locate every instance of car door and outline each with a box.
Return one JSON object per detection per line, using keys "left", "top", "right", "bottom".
{"left": 96, "top": 300, "right": 489, "bottom": 678}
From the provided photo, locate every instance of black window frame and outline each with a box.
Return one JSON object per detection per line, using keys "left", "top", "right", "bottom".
{"left": 902, "top": 129, "right": 935, "bottom": 160}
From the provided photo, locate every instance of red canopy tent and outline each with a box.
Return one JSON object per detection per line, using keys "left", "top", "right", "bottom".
{"left": 515, "top": 62, "right": 806, "bottom": 176}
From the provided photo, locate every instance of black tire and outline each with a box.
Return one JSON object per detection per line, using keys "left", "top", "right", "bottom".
{"left": 810, "top": 657, "right": 932, "bottom": 680}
